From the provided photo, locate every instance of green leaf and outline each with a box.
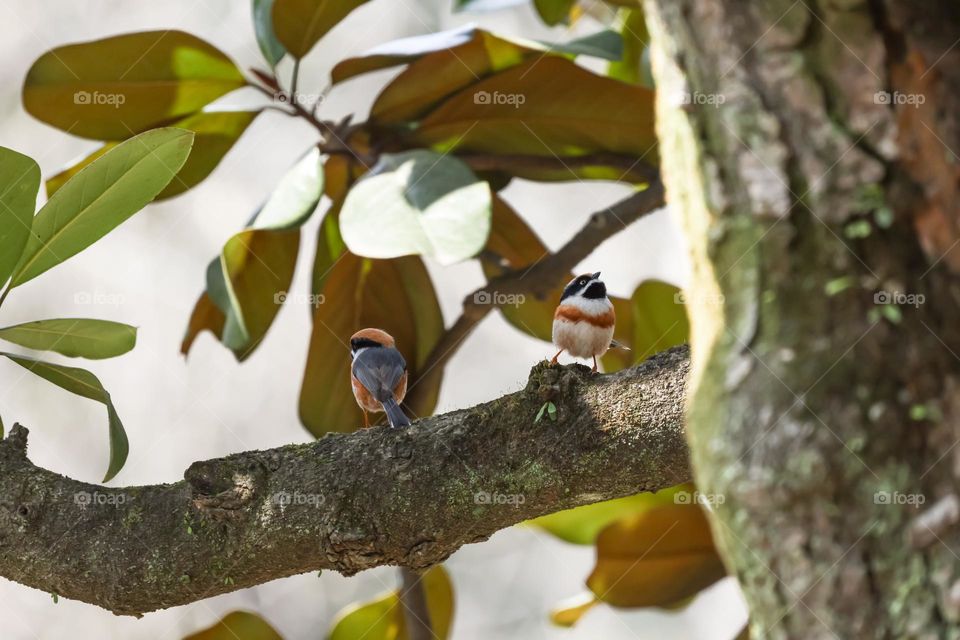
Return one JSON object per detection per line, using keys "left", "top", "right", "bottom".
{"left": 10, "top": 128, "right": 194, "bottom": 288}
{"left": 340, "top": 150, "right": 492, "bottom": 265}
{"left": 587, "top": 503, "right": 727, "bottom": 608}
{"left": 46, "top": 111, "right": 259, "bottom": 201}
{"left": 531, "top": 484, "right": 691, "bottom": 545}
{"left": 2, "top": 353, "right": 128, "bottom": 481}
{"left": 607, "top": 9, "right": 652, "bottom": 86}
{"left": 183, "top": 149, "right": 323, "bottom": 359}
{"left": 0, "top": 147, "right": 41, "bottom": 287}
{"left": 300, "top": 234, "right": 444, "bottom": 436}
{"left": 0, "top": 413, "right": 4, "bottom": 439}
{"left": 410, "top": 56, "right": 657, "bottom": 181}
{"left": 328, "top": 566, "right": 454, "bottom": 640}
{"left": 533, "top": 0, "right": 577, "bottom": 25}
{"left": 600, "top": 279, "right": 689, "bottom": 373}
{"left": 271, "top": 0, "right": 370, "bottom": 58}
{"left": 23, "top": 31, "right": 245, "bottom": 140}
{"left": 0, "top": 319, "right": 136, "bottom": 359}
{"left": 454, "top": 0, "right": 526, "bottom": 11}
{"left": 252, "top": 0, "right": 287, "bottom": 66}
{"left": 183, "top": 610, "right": 283, "bottom": 640}
{"left": 550, "top": 30, "right": 624, "bottom": 61}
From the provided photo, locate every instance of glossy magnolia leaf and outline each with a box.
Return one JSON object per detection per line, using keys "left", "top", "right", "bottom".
{"left": 23, "top": 31, "right": 245, "bottom": 140}
{"left": 47, "top": 111, "right": 259, "bottom": 201}
{"left": 454, "top": 0, "right": 527, "bottom": 11}
{"left": 411, "top": 56, "right": 656, "bottom": 176}
{"left": 328, "top": 566, "right": 453, "bottom": 640}
{"left": 587, "top": 503, "right": 727, "bottom": 608}
{"left": 534, "top": 0, "right": 577, "bottom": 25}
{"left": 531, "top": 483, "right": 692, "bottom": 545}
{"left": 608, "top": 8, "right": 652, "bottom": 87}
{"left": 271, "top": 0, "right": 370, "bottom": 58}
{"left": 183, "top": 149, "right": 323, "bottom": 359}
{"left": 629, "top": 280, "right": 689, "bottom": 362}
{"left": 551, "top": 30, "right": 623, "bottom": 60}
{"left": 0, "top": 413, "right": 4, "bottom": 438}
{"left": 184, "top": 610, "right": 282, "bottom": 640}
{"left": 2, "top": 353, "right": 128, "bottom": 482}
{"left": 181, "top": 291, "right": 225, "bottom": 355}
{"left": 300, "top": 248, "right": 443, "bottom": 437}
{"left": 549, "top": 592, "right": 598, "bottom": 628}
{"left": 252, "top": 0, "right": 287, "bottom": 66}
{"left": 340, "top": 150, "right": 491, "bottom": 265}
{"left": 0, "top": 147, "right": 40, "bottom": 286}
{"left": 10, "top": 128, "right": 194, "bottom": 288}
{"left": 0, "top": 319, "right": 136, "bottom": 359}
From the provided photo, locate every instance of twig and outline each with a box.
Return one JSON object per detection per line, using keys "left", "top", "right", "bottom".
{"left": 399, "top": 568, "right": 433, "bottom": 640}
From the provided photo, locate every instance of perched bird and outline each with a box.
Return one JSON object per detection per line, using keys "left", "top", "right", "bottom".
{"left": 551, "top": 272, "right": 617, "bottom": 372}
{"left": 349, "top": 328, "right": 411, "bottom": 428}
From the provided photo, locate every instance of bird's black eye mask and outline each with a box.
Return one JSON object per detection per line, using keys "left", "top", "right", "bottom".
{"left": 350, "top": 337, "right": 383, "bottom": 352}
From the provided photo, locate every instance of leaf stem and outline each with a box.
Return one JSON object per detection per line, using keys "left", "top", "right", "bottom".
{"left": 290, "top": 58, "right": 301, "bottom": 109}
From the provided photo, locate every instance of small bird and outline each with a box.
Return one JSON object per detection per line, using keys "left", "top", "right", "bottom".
{"left": 551, "top": 272, "right": 617, "bottom": 372}
{"left": 349, "top": 328, "right": 411, "bottom": 428}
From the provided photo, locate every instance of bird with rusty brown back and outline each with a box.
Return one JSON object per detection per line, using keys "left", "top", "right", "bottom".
{"left": 349, "top": 328, "right": 411, "bottom": 428}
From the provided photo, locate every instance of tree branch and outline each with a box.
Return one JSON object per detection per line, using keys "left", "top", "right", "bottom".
{"left": 0, "top": 346, "right": 689, "bottom": 617}
{"left": 416, "top": 180, "right": 666, "bottom": 381}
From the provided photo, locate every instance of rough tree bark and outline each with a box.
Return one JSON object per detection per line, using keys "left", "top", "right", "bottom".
{"left": 646, "top": 1, "right": 960, "bottom": 638}
{"left": 0, "top": 347, "right": 689, "bottom": 616}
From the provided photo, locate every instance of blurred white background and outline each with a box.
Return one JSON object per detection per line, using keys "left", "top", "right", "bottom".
{"left": 0, "top": 1, "right": 747, "bottom": 638}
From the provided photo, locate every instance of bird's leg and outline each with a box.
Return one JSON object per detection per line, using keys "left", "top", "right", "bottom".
{"left": 592, "top": 356, "right": 598, "bottom": 373}
{"left": 362, "top": 410, "right": 369, "bottom": 428}
{"left": 550, "top": 349, "right": 563, "bottom": 364}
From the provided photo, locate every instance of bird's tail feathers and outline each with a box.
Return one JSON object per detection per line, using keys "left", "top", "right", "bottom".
{"left": 609, "top": 338, "right": 631, "bottom": 351}
{"left": 381, "top": 396, "right": 411, "bottom": 428}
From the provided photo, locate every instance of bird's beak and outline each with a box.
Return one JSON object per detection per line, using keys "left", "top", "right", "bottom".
{"left": 591, "top": 271, "right": 601, "bottom": 280}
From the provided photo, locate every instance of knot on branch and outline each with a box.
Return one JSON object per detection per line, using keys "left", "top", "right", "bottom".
{"left": 527, "top": 361, "right": 592, "bottom": 403}
{"left": 185, "top": 452, "right": 278, "bottom": 515}
{"left": 1, "top": 424, "right": 29, "bottom": 460}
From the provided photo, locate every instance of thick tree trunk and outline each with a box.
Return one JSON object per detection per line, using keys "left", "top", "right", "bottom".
{"left": 645, "top": 1, "right": 960, "bottom": 638}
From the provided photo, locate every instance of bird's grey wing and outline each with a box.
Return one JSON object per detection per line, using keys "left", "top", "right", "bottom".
{"left": 352, "top": 347, "right": 407, "bottom": 401}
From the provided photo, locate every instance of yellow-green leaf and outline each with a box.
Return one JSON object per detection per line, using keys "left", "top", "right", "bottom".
{"left": 184, "top": 610, "right": 283, "bottom": 640}
{"left": 531, "top": 483, "right": 692, "bottom": 545}
{"left": 607, "top": 8, "right": 652, "bottom": 87}
{"left": 410, "top": 56, "right": 656, "bottom": 178}
{"left": 23, "top": 31, "right": 245, "bottom": 140}
{"left": 0, "top": 147, "right": 40, "bottom": 287}
{"left": 2, "top": 353, "right": 128, "bottom": 482}
{"left": 271, "top": 0, "right": 370, "bottom": 58}
{"left": 549, "top": 592, "right": 598, "bottom": 628}
{"left": 10, "top": 128, "right": 194, "bottom": 288}
{"left": 0, "top": 319, "right": 136, "bottom": 359}
{"left": 299, "top": 245, "right": 443, "bottom": 436}
{"left": 181, "top": 291, "right": 226, "bottom": 356}
{"left": 328, "top": 566, "right": 454, "bottom": 640}
{"left": 534, "top": 0, "right": 577, "bottom": 25}
{"left": 587, "top": 503, "right": 727, "bottom": 608}
{"left": 47, "top": 111, "right": 260, "bottom": 200}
